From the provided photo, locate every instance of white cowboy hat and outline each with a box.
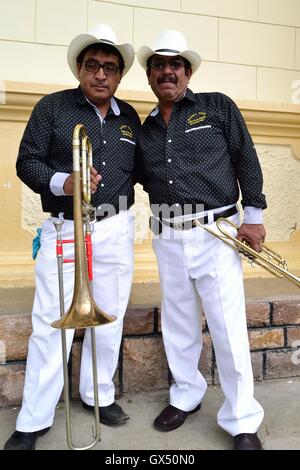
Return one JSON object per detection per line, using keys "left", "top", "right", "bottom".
{"left": 137, "top": 29, "right": 201, "bottom": 74}
{"left": 67, "top": 24, "right": 135, "bottom": 79}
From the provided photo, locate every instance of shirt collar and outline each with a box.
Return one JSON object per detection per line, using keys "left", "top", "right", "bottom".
{"left": 149, "top": 88, "right": 196, "bottom": 116}
{"left": 111, "top": 96, "right": 121, "bottom": 115}
{"left": 85, "top": 95, "right": 120, "bottom": 117}
{"left": 75, "top": 86, "right": 121, "bottom": 116}
{"left": 150, "top": 107, "right": 159, "bottom": 117}
{"left": 184, "top": 88, "right": 197, "bottom": 103}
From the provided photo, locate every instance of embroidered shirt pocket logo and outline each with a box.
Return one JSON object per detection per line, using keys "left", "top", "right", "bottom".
{"left": 186, "top": 111, "right": 211, "bottom": 133}
{"left": 120, "top": 124, "right": 136, "bottom": 144}
{"left": 187, "top": 111, "right": 206, "bottom": 126}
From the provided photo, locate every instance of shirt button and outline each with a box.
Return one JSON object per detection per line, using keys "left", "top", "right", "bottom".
{"left": 168, "top": 159, "right": 172, "bottom": 163}
{"left": 168, "top": 139, "right": 172, "bottom": 143}
{"left": 169, "top": 180, "right": 173, "bottom": 184}
{"left": 101, "top": 183, "right": 104, "bottom": 187}
{"left": 102, "top": 162, "right": 106, "bottom": 165}
{"left": 103, "top": 140, "right": 106, "bottom": 144}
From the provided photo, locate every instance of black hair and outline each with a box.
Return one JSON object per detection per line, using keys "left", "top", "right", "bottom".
{"left": 77, "top": 43, "right": 125, "bottom": 74}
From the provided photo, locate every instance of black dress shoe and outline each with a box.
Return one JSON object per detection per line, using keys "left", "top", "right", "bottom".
{"left": 81, "top": 401, "right": 129, "bottom": 425}
{"left": 154, "top": 403, "right": 201, "bottom": 432}
{"left": 234, "top": 433, "right": 262, "bottom": 450}
{"left": 4, "top": 427, "right": 51, "bottom": 450}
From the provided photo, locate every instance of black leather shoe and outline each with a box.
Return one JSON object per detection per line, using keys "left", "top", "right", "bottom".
{"left": 4, "top": 427, "right": 51, "bottom": 450}
{"left": 81, "top": 401, "right": 129, "bottom": 425}
{"left": 154, "top": 403, "right": 201, "bottom": 432}
{"left": 234, "top": 433, "right": 262, "bottom": 450}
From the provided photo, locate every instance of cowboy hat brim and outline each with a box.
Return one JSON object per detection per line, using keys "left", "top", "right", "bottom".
{"left": 68, "top": 32, "right": 135, "bottom": 79}
{"left": 137, "top": 45, "right": 201, "bottom": 74}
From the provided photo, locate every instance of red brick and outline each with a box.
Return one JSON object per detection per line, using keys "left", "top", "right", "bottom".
{"left": 122, "top": 337, "right": 169, "bottom": 393}
{"left": 246, "top": 302, "right": 270, "bottom": 327}
{"left": 249, "top": 328, "right": 284, "bottom": 350}
{"left": 123, "top": 308, "right": 154, "bottom": 335}
{"left": 287, "top": 327, "right": 300, "bottom": 347}
{"left": 272, "top": 301, "right": 300, "bottom": 325}
{"left": 266, "top": 351, "right": 300, "bottom": 378}
{"left": 0, "top": 364, "right": 25, "bottom": 406}
{"left": 0, "top": 313, "right": 32, "bottom": 361}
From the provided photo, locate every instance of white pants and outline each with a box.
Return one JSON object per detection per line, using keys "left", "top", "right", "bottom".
{"left": 16, "top": 210, "right": 134, "bottom": 432}
{"left": 153, "top": 211, "right": 264, "bottom": 436}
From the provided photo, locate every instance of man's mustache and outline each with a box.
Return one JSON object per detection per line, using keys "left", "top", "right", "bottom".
{"left": 157, "top": 76, "right": 178, "bottom": 84}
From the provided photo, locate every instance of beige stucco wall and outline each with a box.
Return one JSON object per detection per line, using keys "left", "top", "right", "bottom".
{"left": 0, "top": 0, "right": 300, "bottom": 103}
{"left": 0, "top": 0, "right": 300, "bottom": 286}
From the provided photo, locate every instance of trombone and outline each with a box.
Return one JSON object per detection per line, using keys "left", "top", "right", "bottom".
{"left": 51, "top": 124, "right": 115, "bottom": 450}
{"left": 195, "top": 217, "right": 300, "bottom": 288}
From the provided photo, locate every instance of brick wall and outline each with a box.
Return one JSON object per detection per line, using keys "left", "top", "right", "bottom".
{"left": 1, "top": 300, "right": 300, "bottom": 406}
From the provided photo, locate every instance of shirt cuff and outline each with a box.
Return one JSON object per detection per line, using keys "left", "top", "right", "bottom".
{"left": 243, "top": 206, "right": 264, "bottom": 224}
{"left": 50, "top": 172, "right": 70, "bottom": 196}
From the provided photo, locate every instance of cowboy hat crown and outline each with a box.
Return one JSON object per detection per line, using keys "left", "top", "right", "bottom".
{"left": 137, "top": 29, "right": 201, "bottom": 74}
{"left": 67, "top": 24, "right": 135, "bottom": 79}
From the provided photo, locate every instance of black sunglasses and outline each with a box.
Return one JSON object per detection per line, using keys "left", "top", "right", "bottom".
{"left": 149, "top": 58, "right": 185, "bottom": 71}
{"left": 84, "top": 59, "right": 119, "bottom": 76}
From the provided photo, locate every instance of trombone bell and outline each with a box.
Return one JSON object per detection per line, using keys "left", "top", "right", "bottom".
{"left": 51, "top": 297, "right": 115, "bottom": 329}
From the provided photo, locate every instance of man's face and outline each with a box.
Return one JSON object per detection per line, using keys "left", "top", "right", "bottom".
{"left": 77, "top": 49, "right": 122, "bottom": 106}
{"left": 146, "top": 55, "right": 192, "bottom": 103}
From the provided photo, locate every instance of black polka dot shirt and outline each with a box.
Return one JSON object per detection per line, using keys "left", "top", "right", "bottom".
{"left": 16, "top": 86, "right": 141, "bottom": 217}
{"left": 136, "top": 89, "right": 267, "bottom": 215}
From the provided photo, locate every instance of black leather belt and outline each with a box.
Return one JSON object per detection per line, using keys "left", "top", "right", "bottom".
{"left": 149, "top": 206, "right": 238, "bottom": 234}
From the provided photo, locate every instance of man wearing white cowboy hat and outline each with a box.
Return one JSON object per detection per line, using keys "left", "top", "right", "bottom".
{"left": 4, "top": 24, "right": 140, "bottom": 450}
{"left": 136, "top": 29, "right": 266, "bottom": 450}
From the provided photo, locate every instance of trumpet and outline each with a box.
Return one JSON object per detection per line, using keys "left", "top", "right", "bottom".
{"left": 51, "top": 124, "right": 115, "bottom": 450}
{"left": 196, "top": 217, "right": 300, "bottom": 289}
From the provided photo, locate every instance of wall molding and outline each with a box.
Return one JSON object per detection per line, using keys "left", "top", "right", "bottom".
{"left": 1, "top": 80, "right": 300, "bottom": 158}
{"left": 238, "top": 100, "right": 300, "bottom": 160}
